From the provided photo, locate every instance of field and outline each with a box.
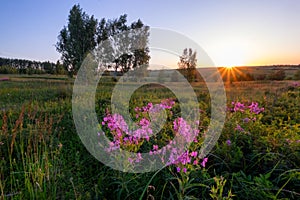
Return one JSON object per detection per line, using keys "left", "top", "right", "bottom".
{"left": 0, "top": 72, "right": 300, "bottom": 199}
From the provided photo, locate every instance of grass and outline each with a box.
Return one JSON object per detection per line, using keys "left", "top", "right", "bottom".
{"left": 0, "top": 74, "right": 299, "bottom": 199}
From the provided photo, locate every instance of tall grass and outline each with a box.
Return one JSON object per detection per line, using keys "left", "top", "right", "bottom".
{"left": 1, "top": 76, "right": 299, "bottom": 199}
{"left": 0, "top": 104, "right": 63, "bottom": 199}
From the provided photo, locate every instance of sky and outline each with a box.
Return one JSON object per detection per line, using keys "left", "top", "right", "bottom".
{"left": 1, "top": 0, "right": 300, "bottom": 67}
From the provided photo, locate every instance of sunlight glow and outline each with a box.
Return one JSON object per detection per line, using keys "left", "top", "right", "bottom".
{"left": 207, "top": 36, "right": 255, "bottom": 67}
{"left": 219, "top": 66, "right": 244, "bottom": 82}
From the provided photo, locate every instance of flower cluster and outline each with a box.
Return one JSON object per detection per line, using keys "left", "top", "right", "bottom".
{"left": 102, "top": 112, "right": 153, "bottom": 153}
{"left": 227, "top": 101, "right": 265, "bottom": 144}
{"left": 230, "top": 101, "right": 264, "bottom": 114}
{"left": 173, "top": 117, "right": 199, "bottom": 143}
{"left": 248, "top": 102, "right": 264, "bottom": 114}
{"left": 149, "top": 117, "right": 204, "bottom": 172}
{"left": 173, "top": 150, "right": 208, "bottom": 173}
{"left": 100, "top": 99, "right": 208, "bottom": 172}
{"left": 231, "top": 101, "right": 246, "bottom": 112}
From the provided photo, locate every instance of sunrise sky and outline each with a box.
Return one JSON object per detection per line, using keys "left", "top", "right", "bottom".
{"left": 1, "top": 0, "right": 300, "bottom": 67}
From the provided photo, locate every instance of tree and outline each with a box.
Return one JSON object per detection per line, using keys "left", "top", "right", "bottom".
{"left": 56, "top": 4, "right": 98, "bottom": 77}
{"left": 57, "top": 5, "right": 150, "bottom": 77}
{"left": 178, "top": 48, "right": 197, "bottom": 82}
{"left": 0, "top": 57, "right": 56, "bottom": 74}
{"left": 55, "top": 60, "right": 67, "bottom": 75}
{"left": 94, "top": 15, "right": 150, "bottom": 76}
{"left": 43, "top": 61, "right": 54, "bottom": 74}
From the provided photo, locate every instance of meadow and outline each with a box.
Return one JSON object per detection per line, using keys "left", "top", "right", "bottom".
{"left": 0, "top": 73, "right": 299, "bottom": 199}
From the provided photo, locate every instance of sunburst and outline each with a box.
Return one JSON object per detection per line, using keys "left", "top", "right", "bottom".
{"left": 219, "top": 66, "right": 244, "bottom": 83}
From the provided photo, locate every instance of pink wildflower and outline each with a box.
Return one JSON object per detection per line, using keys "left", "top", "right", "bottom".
{"left": 235, "top": 124, "right": 244, "bottom": 132}
{"left": 201, "top": 157, "right": 208, "bottom": 168}
{"left": 190, "top": 151, "right": 198, "bottom": 158}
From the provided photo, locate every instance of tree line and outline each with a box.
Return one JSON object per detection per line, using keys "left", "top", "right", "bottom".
{"left": 0, "top": 57, "right": 66, "bottom": 75}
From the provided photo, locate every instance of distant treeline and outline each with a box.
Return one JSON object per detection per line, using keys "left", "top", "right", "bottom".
{"left": 0, "top": 57, "right": 67, "bottom": 75}
{"left": 154, "top": 67, "right": 300, "bottom": 83}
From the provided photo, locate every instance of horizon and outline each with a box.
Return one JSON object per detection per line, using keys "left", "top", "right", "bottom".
{"left": 0, "top": 56, "right": 299, "bottom": 71}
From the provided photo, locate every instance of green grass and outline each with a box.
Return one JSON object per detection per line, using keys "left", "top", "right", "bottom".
{"left": 0, "top": 75, "right": 299, "bottom": 199}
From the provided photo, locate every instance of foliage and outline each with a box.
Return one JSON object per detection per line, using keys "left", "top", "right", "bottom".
{"left": 268, "top": 69, "right": 286, "bottom": 80}
{"left": 294, "top": 69, "right": 300, "bottom": 80}
{"left": 0, "top": 65, "right": 19, "bottom": 74}
{"left": 56, "top": 5, "right": 150, "bottom": 77}
{"left": 0, "top": 57, "right": 62, "bottom": 75}
{"left": 1, "top": 77, "right": 300, "bottom": 199}
{"left": 178, "top": 48, "right": 197, "bottom": 82}
{"left": 210, "top": 176, "right": 234, "bottom": 200}
{"left": 56, "top": 4, "right": 98, "bottom": 77}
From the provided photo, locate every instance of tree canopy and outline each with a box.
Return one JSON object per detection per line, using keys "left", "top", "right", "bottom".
{"left": 56, "top": 4, "right": 150, "bottom": 77}
{"left": 178, "top": 48, "right": 197, "bottom": 82}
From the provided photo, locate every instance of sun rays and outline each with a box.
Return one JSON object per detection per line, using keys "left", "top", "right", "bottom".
{"left": 219, "top": 66, "right": 244, "bottom": 82}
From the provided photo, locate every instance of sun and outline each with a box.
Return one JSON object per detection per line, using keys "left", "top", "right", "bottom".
{"left": 218, "top": 66, "right": 244, "bottom": 83}
{"left": 225, "top": 66, "right": 233, "bottom": 69}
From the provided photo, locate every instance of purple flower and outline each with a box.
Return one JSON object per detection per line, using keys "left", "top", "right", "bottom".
{"left": 128, "top": 157, "right": 134, "bottom": 164}
{"left": 134, "top": 107, "right": 141, "bottom": 112}
{"left": 243, "top": 118, "right": 250, "bottom": 123}
{"left": 160, "top": 99, "right": 175, "bottom": 109}
{"left": 173, "top": 118, "right": 197, "bottom": 143}
{"left": 201, "top": 158, "right": 208, "bottom": 168}
{"left": 139, "top": 118, "right": 150, "bottom": 127}
{"left": 226, "top": 139, "right": 231, "bottom": 146}
{"left": 193, "top": 160, "right": 198, "bottom": 165}
{"left": 176, "top": 167, "right": 181, "bottom": 173}
{"left": 135, "top": 152, "right": 143, "bottom": 163}
{"left": 235, "top": 124, "right": 244, "bottom": 132}
{"left": 190, "top": 151, "right": 198, "bottom": 158}
{"left": 142, "top": 102, "right": 153, "bottom": 112}
{"left": 248, "top": 102, "right": 264, "bottom": 114}
{"left": 183, "top": 168, "right": 187, "bottom": 173}
{"left": 233, "top": 102, "right": 245, "bottom": 112}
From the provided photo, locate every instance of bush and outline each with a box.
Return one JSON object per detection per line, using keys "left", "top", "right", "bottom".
{"left": 294, "top": 69, "right": 300, "bottom": 80}
{"left": 0, "top": 65, "right": 18, "bottom": 74}
{"left": 268, "top": 69, "right": 286, "bottom": 80}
